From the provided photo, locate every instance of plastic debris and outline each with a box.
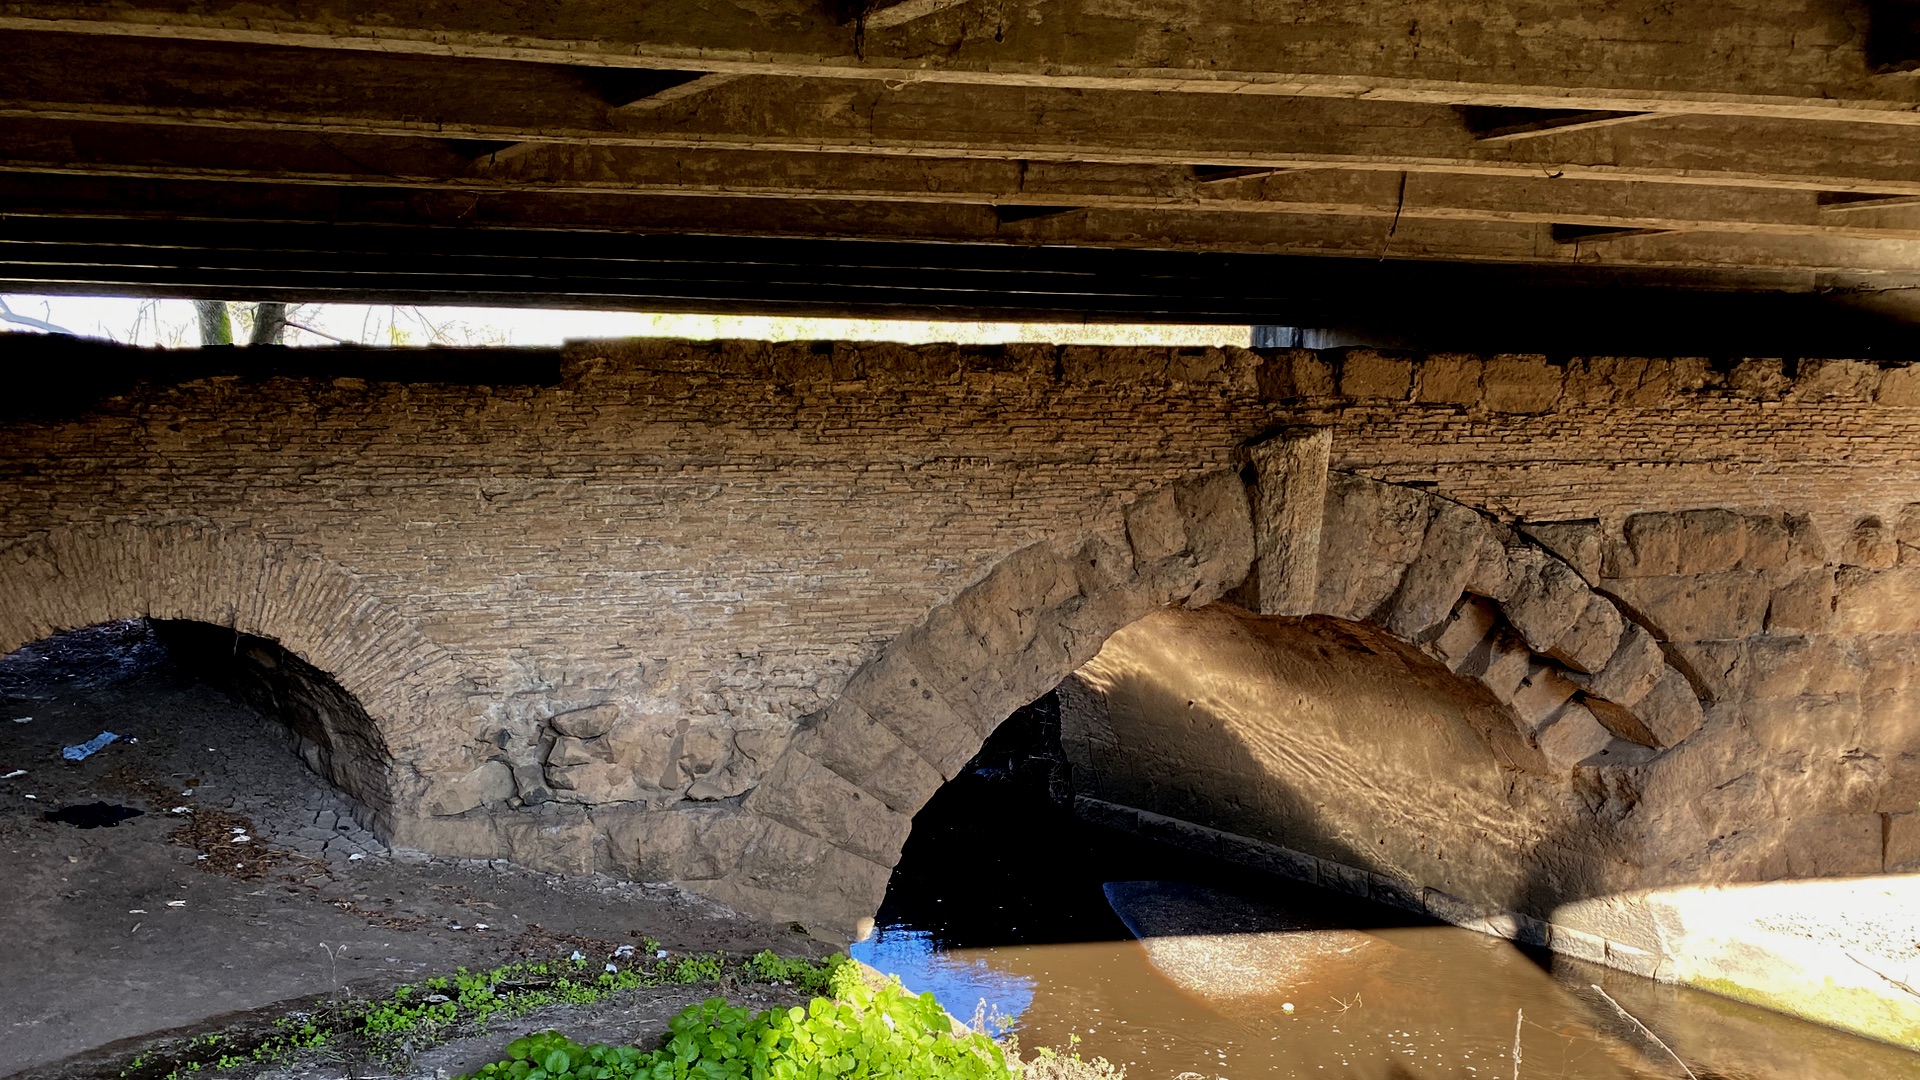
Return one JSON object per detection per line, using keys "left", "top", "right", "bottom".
{"left": 230, "top": 834, "right": 251, "bottom": 843}
{"left": 613, "top": 944, "right": 635, "bottom": 957}
{"left": 348, "top": 852, "right": 365, "bottom": 861}
{"left": 166, "top": 900, "right": 186, "bottom": 908}
{"left": 655, "top": 949, "right": 669, "bottom": 959}
{"left": 605, "top": 963, "right": 618, "bottom": 973}
{"left": 168, "top": 806, "right": 190, "bottom": 814}
{"left": 9, "top": 716, "right": 29, "bottom": 724}
{"left": 2, "top": 769, "right": 25, "bottom": 780}
{"left": 22, "top": 794, "right": 36, "bottom": 800}
{"left": 473, "top": 922, "right": 489, "bottom": 930}
{"left": 129, "top": 909, "right": 146, "bottom": 914}
{"left": 61, "top": 731, "right": 118, "bottom": 761}
{"left": 569, "top": 950, "right": 586, "bottom": 961}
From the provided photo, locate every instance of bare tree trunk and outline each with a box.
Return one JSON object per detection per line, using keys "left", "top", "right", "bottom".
{"left": 249, "top": 302, "right": 287, "bottom": 345}
{"left": 195, "top": 300, "right": 232, "bottom": 346}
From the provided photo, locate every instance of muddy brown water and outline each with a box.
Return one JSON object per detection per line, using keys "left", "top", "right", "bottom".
{"left": 854, "top": 760, "right": 1920, "bottom": 1080}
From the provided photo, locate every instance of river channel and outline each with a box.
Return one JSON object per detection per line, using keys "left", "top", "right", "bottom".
{"left": 850, "top": 721, "right": 1920, "bottom": 1080}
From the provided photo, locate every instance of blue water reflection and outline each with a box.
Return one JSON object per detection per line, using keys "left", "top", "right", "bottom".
{"left": 850, "top": 925, "right": 1034, "bottom": 1033}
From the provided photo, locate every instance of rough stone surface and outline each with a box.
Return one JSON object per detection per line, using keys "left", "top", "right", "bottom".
{"left": 5, "top": 338, "right": 1920, "bottom": 950}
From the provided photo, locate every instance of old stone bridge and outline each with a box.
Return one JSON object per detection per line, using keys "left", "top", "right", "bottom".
{"left": 6, "top": 336, "right": 1920, "bottom": 1040}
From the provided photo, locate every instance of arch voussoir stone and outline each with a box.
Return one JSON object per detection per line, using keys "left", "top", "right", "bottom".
{"left": 1270, "top": 460, "right": 1709, "bottom": 770}
{"left": 716, "top": 465, "right": 1258, "bottom": 933}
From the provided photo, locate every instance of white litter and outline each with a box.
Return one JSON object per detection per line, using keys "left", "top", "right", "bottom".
{"left": 1, "top": 769, "right": 25, "bottom": 780}
{"left": 166, "top": 900, "right": 186, "bottom": 908}
{"left": 23, "top": 794, "right": 36, "bottom": 800}
{"left": 129, "top": 909, "right": 147, "bottom": 914}
{"left": 569, "top": 950, "right": 586, "bottom": 961}
{"left": 605, "top": 963, "right": 618, "bottom": 973}
{"left": 348, "top": 852, "right": 364, "bottom": 861}
{"left": 181, "top": 788, "right": 195, "bottom": 796}
{"left": 9, "top": 717, "right": 29, "bottom": 724}
{"left": 230, "top": 834, "right": 251, "bottom": 843}
{"left": 613, "top": 944, "right": 635, "bottom": 957}
{"left": 655, "top": 949, "right": 668, "bottom": 959}
{"left": 169, "top": 806, "right": 190, "bottom": 814}
{"left": 474, "top": 923, "right": 489, "bottom": 930}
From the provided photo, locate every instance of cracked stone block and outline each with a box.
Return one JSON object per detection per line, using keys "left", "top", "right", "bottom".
{"left": 1546, "top": 595, "right": 1625, "bottom": 675}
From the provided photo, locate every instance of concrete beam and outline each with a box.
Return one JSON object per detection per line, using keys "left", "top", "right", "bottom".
{"left": 11, "top": 34, "right": 1920, "bottom": 202}
{"left": 4, "top": 0, "right": 1920, "bottom": 125}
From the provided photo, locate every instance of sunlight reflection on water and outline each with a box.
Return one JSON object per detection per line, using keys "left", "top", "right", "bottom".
{"left": 850, "top": 926, "right": 1035, "bottom": 1033}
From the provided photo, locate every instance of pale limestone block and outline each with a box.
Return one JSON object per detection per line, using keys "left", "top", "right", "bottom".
{"left": 1844, "top": 516, "right": 1899, "bottom": 569}
{"left": 1766, "top": 570, "right": 1835, "bottom": 634}
{"left": 1609, "top": 509, "right": 1746, "bottom": 577}
{"left": 1783, "top": 814, "right": 1884, "bottom": 877}
{"left": 547, "top": 735, "right": 609, "bottom": 769}
{"left": 1886, "top": 813, "right": 1920, "bottom": 872}
{"left": 1608, "top": 572, "right": 1771, "bottom": 641}
{"left": 1312, "top": 474, "right": 1434, "bottom": 621}
{"left": 1519, "top": 519, "right": 1603, "bottom": 583}
{"left": 1475, "top": 632, "right": 1535, "bottom": 702}
{"left": 791, "top": 699, "right": 901, "bottom": 785}
{"left": 841, "top": 646, "right": 980, "bottom": 779}
{"left": 1511, "top": 663, "right": 1580, "bottom": 733}
{"left": 1385, "top": 500, "right": 1491, "bottom": 639}
{"left": 1547, "top": 595, "right": 1625, "bottom": 675}
{"left": 1173, "top": 468, "right": 1255, "bottom": 606}
{"left": 1245, "top": 428, "right": 1331, "bottom": 616}
{"left": 1429, "top": 596, "right": 1501, "bottom": 671}
{"left": 1481, "top": 355, "right": 1562, "bottom": 413}
{"left": 1665, "top": 640, "right": 1748, "bottom": 703}
{"left": 598, "top": 804, "right": 765, "bottom": 883}
{"left": 1899, "top": 504, "right": 1920, "bottom": 566}
{"left": 1835, "top": 567, "right": 1920, "bottom": 633}
{"left": 1634, "top": 669, "right": 1707, "bottom": 748}
{"left": 421, "top": 760, "right": 515, "bottom": 817}
{"left": 1875, "top": 364, "right": 1920, "bottom": 406}
{"left": 1413, "top": 354, "right": 1482, "bottom": 405}
{"left": 1728, "top": 357, "right": 1791, "bottom": 399}
{"left": 1500, "top": 548, "right": 1588, "bottom": 654}
{"left": 1578, "top": 623, "right": 1668, "bottom": 707}
{"left": 742, "top": 750, "right": 911, "bottom": 864}
{"left": 1124, "top": 487, "right": 1187, "bottom": 564}
{"left": 1337, "top": 350, "right": 1413, "bottom": 400}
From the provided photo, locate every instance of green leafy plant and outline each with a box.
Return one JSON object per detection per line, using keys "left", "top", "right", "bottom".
{"left": 458, "top": 973, "right": 1008, "bottom": 1080}
{"left": 119, "top": 946, "right": 846, "bottom": 1080}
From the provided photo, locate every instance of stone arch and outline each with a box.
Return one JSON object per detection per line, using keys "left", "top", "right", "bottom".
{"left": 719, "top": 431, "right": 1708, "bottom": 938}
{"left": 0, "top": 521, "right": 474, "bottom": 832}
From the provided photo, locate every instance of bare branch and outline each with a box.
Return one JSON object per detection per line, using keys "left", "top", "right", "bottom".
{"left": 0, "top": 296, "right": 76, "bottom": 335}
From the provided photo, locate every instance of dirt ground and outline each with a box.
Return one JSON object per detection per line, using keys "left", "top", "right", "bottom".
{"left": 0, "top": 622, "right": 825, "bottom": 1080}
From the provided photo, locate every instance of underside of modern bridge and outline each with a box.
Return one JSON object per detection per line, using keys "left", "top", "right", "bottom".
{"left": 13, "top": 0, "right": 1920, "bottom": 1058}
{"left": 11, "top": 0, "right": 1920, "bottom": 348}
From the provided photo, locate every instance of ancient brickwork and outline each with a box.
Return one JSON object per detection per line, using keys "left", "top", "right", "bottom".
{"left": 3, "top": 337, "right": 1920, "bottom": 956}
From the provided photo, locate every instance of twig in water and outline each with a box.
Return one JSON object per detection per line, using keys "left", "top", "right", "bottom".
{"left": 1590, "top": 983, "right": 1697, "bottom": 1080}
{"left": 1512, "top": 1007, "right": 1522, "bottom": 1080}
{"left": 1846, "top": 950, "right": 1920, "bottom": 999}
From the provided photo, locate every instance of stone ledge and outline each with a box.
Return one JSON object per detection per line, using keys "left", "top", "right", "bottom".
{"left": 1077, "top": 795, "right": 1920, "bottom": 1051}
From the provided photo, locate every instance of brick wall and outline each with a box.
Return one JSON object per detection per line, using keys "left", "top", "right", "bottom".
{"left": 3, "top": 337, "right": 1918, "bottom": 944}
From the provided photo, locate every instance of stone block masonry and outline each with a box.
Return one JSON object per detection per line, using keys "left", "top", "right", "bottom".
{"left": 5, "top": 337, "right": 1920, "bottom": 1044}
